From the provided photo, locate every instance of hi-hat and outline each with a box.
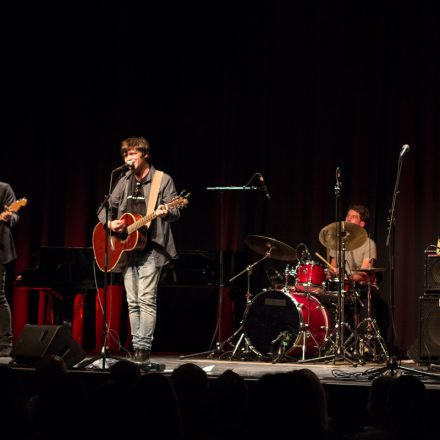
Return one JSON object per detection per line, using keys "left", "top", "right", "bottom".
{"left": 352, "top": 267, "right": 387, "bottom": 273}
{"left": 319, "top": 221, "right": 367, "bottom": 252}
{"left": 245, "top": 235, "right": 297, "bottom": 261}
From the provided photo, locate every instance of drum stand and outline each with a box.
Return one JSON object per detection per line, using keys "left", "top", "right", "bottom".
{"left": 294, "top": 271, "right": 325, "bottom": 362}
{"left": 203, "top": 250, "right": 273, "bottom": 361}
{"left": 341, "top": 280, "right": 364, "bottom": 363}
{"left": 355, "top": 280, "right": 388, "bottom": 363}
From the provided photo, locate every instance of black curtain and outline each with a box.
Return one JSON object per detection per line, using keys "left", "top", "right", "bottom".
{"left": 3, "top": 1, "right": 439, "bottom": 354}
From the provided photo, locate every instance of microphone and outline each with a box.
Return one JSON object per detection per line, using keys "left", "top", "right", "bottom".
{"left": 335, "top": 166, "right": 342, "bottom": 186}
{"left": 302, "top": 246, "right": 311, "bottom": 261}
{"left": 113, "top": 160, "right": 135, "bottom": 173}
{"left": 399, "top": 144, "right": 410, "bottom": 158}
{"left": 258, "top": 173, "right": 270, "bottom": 199}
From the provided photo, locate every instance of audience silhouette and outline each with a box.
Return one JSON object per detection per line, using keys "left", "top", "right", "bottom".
{"left": 1, "top": 358, "right": 438, "bottom": 440}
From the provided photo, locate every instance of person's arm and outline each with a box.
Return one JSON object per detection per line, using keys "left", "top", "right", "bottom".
{"left": 352, "top": 257, "right": 376, "bottom": 283}
{"left": 327, "top": 257, "right": 338, "bottom": 277}
{"left": 0, "top": 184, "right": 19, "bottom": 227}
{"left": 354, "top": 239, "right": 377, "bottom": 283}
{"left": 158, "top": 175, "right": 180, "bottom": 222}
{"left": 97, "top": 177, "right": 125, "bottom": 230}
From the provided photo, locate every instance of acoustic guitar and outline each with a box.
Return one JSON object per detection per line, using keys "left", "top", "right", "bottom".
{"left": 93, "top": 194, "right": 189, "bottom": 272}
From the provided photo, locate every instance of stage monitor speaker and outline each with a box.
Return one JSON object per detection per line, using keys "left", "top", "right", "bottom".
{"left": 410, "top": 296, "right": 440, "bottom": 363}
{"left": 11, "top": 324, "right": 86, "bottom": 368}
{"left": 424, "top": 252, "right": 440, "bottom": 293}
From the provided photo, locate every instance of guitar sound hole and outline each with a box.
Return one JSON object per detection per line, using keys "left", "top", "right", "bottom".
{"left": 119, "top": 230, "right": 128, "bottom": 240}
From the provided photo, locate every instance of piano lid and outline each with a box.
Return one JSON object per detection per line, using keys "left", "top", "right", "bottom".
{"left": 16, "top": 246, "right": 123, "bottom": 290}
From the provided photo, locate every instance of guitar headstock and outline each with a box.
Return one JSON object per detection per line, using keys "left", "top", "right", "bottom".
{"left": 168, "top": 191, "right": 191, "bottom": 209}
{"left": 5, "top": 198, "right": 28, "bottom": 213}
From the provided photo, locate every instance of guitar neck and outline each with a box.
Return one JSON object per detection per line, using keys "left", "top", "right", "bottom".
{"left": 126, "top": 210, "right": 159, "bottom": 234}
{"left": 124, "top": 196, "right": 188, "bottom": 235}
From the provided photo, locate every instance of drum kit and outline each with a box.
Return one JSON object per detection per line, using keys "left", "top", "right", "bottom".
{"left": 223, "top": 224, "right": 389, "bottom": 364}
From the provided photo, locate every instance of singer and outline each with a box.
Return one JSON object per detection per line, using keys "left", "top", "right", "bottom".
{"left": 97, "top": 136, "right": 181, "bottom": 364}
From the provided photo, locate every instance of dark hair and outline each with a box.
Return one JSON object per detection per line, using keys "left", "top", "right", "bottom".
{"left": 120, "top": 136, "right": 150, "bottom": 157}
{"left": 348, "top": 204, "right": 370, "bottom": 222}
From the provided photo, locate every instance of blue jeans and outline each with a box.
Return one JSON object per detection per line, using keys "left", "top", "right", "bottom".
{"left": 0, "top": 264, "right": 12, "bottom": 356}
{"left": 123, "top": 252, "right": 161, "bottom": 351}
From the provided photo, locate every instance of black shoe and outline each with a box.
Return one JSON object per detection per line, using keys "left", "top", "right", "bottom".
{"left": 135, "top": 349, "right": 150, "bottom": 364}
{"left": 125, "top": 351, "right": 136, "bottom": 361}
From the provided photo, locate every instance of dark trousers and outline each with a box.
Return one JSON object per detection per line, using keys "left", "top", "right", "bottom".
{"left": 0, "top": 263, "right": 12, "bottom": 354}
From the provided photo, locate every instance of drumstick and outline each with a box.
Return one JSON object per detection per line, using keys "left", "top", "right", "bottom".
{"left": 315, "top": 252, "right": 337, "bottom": 273}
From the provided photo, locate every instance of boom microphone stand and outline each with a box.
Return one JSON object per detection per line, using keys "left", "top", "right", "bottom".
{"left": 359, "top": 144, "right": 439, "bottom": 380}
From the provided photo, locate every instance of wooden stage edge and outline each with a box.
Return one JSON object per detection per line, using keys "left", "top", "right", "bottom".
{"left": 2, "top": 352, "right": 440, "bottom": 390}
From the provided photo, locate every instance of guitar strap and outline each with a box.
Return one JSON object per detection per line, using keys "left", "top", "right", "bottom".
{"left": 145, "top": 170, "right": 163, "bottom": 229}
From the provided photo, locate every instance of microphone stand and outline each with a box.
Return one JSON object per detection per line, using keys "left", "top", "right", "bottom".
{"left": 180, "top": 183, "right": 266, "bottom": 360}
{"left": 77, "top": 170, "right": 126, "bottom": 370}
{"left": 299, "top": 167, "right": 356, "bottom": 365}
{"left": 359, "top": 147, "right": 439, "bottom": 380}
{"left": 225, "top": 249, "right": 273, "bottom": 360}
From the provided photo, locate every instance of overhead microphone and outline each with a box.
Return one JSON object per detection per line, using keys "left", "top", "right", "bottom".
{"left": 302, "top": 244, "right": 311, "bottom": 261}
{"left": 258, "top": 173, "right": 271, "bottom": 200}
{"left": 399, "top": 144, "right": 410, "bottom": 158}
{"left": 113, "top": 159, "right": 135, "bottom": 173}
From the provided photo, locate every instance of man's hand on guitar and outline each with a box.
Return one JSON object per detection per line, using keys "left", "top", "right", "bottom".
{"left": 108, "top": 219, "right": 126, "bottom": 232}
{"left": 155, "top": 204, "right": 169, "bottom": 218}
{"left": 0, "top": 210, "right": 12, "bottom": 222}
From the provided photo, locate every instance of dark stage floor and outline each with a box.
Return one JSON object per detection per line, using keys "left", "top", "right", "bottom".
{"left": 2, "top": 352, "right": 440, "bottom": 388}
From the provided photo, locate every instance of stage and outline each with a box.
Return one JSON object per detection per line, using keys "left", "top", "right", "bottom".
{"left": 2, "top": 351, "right": 440, "bottom": 383}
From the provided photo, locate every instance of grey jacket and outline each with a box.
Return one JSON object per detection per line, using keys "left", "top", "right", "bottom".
{"left": 0, "top": 182, "right": 19, "bottom": 265}
{"left": 98, "top": 166, "right": 180, "bottom": 269}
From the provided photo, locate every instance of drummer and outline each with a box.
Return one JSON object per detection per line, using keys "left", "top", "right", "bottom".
{"left": 327, "top": 204, "right": 376, "bottom": 283}
{"left": 326, "top": 204, "right": 389, "bottom": 339}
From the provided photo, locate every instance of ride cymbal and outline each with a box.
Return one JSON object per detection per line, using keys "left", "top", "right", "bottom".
{"left": 245, "top": 235, "right": 297, "bottom": 261}
{"left": 319, "top": 221, "right": 367, "bottom": 252}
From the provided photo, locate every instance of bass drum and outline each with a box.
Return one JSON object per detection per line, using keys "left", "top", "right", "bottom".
{"left": 243, "top": 289, "right": 330, "bottom": 358}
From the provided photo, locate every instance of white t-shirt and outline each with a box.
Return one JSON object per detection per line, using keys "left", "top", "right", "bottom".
{"left": 329, "top": 237, "right": 377, "bottom": 274}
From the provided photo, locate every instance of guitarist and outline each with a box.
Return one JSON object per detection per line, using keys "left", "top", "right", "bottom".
{"left": 0, "top": 182, "right": 19, "bottom": 357}
{"left": 98, "top": 137, "right": 180, "bottom": 364}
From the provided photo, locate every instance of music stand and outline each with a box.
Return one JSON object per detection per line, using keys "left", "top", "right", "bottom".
{"left": 180, "top": 180, "right": 265, "bottom": 360}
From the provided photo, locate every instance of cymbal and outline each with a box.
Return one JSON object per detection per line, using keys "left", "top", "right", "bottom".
{"left": 244, "top": 235, "right": 297, "bottom": 261}
{"left": 319, "top": 221, "right": 367, "bottom": 252}
{"left": 352, "top": 267, "right": 387, "bottom": 273}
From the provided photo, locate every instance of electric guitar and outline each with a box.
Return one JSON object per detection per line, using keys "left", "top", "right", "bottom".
{"left": 92, "top": 193, "right": 190, "bottom": 272}
{"left": 2, "top": 198, "right": 28, "bottom": 216}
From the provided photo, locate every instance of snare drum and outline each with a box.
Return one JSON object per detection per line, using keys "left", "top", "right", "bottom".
{"left": 322, "top": 277, "right": 356, "bottom": 303}
{"left": 242, "top": 289, "right": 330, "bottom": 358}
{"left": 294, "top": 260, "right": 326, "bottom": 294}
{"left": 325, "top": 277, "right": 351, "bottom": 294}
